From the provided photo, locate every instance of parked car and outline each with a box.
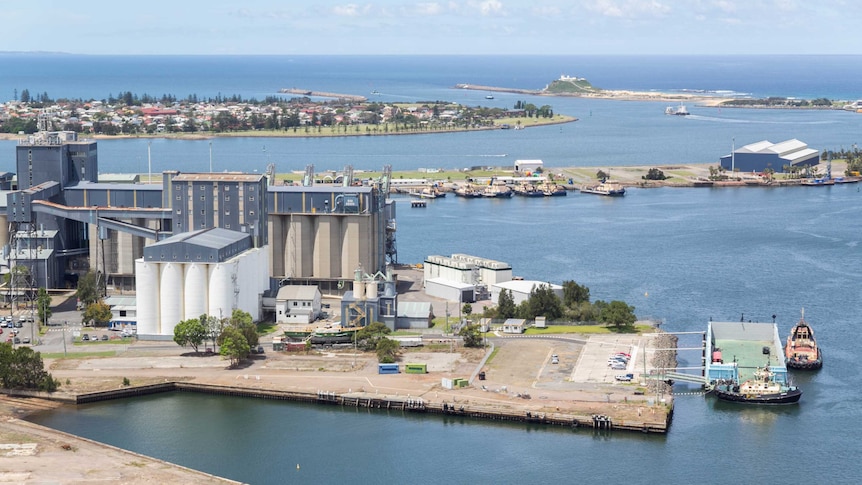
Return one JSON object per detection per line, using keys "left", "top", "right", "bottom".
{"left": 101, "top": 335, "right": 109, "bottom": 341}
{"left": 82, "top": 334, "right": 90, "bottom": 341}
{"left": 13, "top": 337, "right": 20, "bottom": 344}
{"left": 615, "top": 373, "right": 634, "bottom": 382}
{"left": 14, "top": 321, "right": 23, "bottom": 328}
{"left": 21, "top": 337, "right": 30, "bottom": 344}
{"left": 551, "top": 354, "right": 559, "bottom": 364}
{"left": 611, "top": 362, "right": 627, "bottom": 370}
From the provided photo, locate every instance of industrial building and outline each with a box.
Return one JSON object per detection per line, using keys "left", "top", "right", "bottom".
{"left": 423, "top": 253, "right": 512, "bottom": 302}
{"left": 720, "top": 139, "right": 820, "bottom": 173}
{"left": 2, "top": 130, "right": 397, "bottom": 336}
{"left": 490, "top": 280, "right": 563, "bottom": 306}
{"left": 275, "top": 285, "right": 322, "bottom": 324}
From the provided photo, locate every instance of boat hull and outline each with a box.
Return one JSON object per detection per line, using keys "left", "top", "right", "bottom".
{"left": 713, "top": 387, "right": 802, "bottom": 405}
{"left": 786, "top": 350, "right": 823, "bottom": 370}
{"left": 580, "top": 188, "right": 625, "bottom": 196}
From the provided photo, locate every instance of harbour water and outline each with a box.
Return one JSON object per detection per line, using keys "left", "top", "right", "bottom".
{"left": 10, "top": 55, "right": 862, "bottom": 482}
{"left": 28, "top": 185, "right": 862, "bottom": 484}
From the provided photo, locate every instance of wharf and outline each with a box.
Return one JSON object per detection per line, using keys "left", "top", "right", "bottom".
{"left": 410, "top": 199, "right": 427, "bottom": 208}
{"left": 67, "top": 382, "right": 669, "bottom": 433}
{"left": 279, "top": 88, "right": 367, "bottom": 102}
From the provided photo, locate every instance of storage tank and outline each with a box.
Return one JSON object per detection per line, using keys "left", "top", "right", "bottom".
{"left": 208, "top": 262, "right": 232, "bottom": 319}
{"left": 183, "top": 263, "right": 209, "bottom": 320}
{"left": 159, "top": 262, "right": 184, "bottom": 336}
{"left": 135, "top": 259, "right": 160, "bottom": 335}
{"left": 366, "top": 280, "right": 377, "bottom": 299}
{"left": 353, "top": 280, "right": 365, "bottom": 299}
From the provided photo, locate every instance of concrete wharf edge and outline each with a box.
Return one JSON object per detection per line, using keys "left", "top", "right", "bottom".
{"left": 59, "top": 382, "right": 669, "bottom": 434}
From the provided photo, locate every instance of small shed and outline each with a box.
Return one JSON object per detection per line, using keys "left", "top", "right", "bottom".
{"left": 502, "top": 318, "right": 526, "bottom": 334}
{"left": 276, "top": 285, "right": 322, "bottom": 324}
{"left": 396, "top": 301, "right": 434, "bottom": 329}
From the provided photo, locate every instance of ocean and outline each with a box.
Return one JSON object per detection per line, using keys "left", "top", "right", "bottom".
{"left": 12, "top": 55, "right": 862, "bottom": 483}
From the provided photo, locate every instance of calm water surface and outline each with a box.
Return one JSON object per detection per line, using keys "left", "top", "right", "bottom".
{"left": 29, "top": 185, "right": 862, "bottom": 484}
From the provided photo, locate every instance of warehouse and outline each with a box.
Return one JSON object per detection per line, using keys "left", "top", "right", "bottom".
{"left": 720, "top": 139, "right": 820, "bottom": 173}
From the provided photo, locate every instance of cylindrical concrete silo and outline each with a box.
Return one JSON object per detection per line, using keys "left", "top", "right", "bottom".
{"left": 159, "top": 262, "right": 184, "bottom": 336}
{"left": 208, "top": 262, "right": 232, "bottom": 320}
{"left": 135, "top": 259, "right": 160, "bottom": 335}
{"left": 184, "top": 263, "right": 209, "bottom": 321}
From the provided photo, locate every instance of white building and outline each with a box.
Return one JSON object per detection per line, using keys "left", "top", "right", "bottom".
{"left": 491, "top": 280, "right": 564, "bottom": 306}
{"left": 513, "top": 159, "right": 543, "bottom": 175}
{"left": 275, "top": 285, "right": 322, "bottom": 324}
{"left": 424, "top": 253, "right": 512, "bottom": 287}
{"left": 135, "top": 228, "right": 270, "bottom": 338}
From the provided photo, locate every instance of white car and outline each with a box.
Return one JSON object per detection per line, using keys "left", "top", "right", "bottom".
{"left": 611, "top": 362, "right": 627, "bottom": 370}
{"left": 551, "top": 354, "right": 559, "bottom": 364}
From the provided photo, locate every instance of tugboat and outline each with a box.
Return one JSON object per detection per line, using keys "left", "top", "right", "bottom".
{"left": 513, "top": 183, "right": 544, "bottom": 197}
{"left": 712, "top": 366, "right": 802, "bottom": 405}
{"left": 580, "top": 179, "right": 626, "bottom": 197}
{"left": 784, "top": 308, "right": 823, "bottom": 370}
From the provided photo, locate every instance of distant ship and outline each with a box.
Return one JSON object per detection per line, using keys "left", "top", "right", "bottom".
{"left": 371, "top": 90, "right": 380, "bottom": 95}
{"left": 485, "top": 95, "right": 495, "bottom": 99}
{"left": 665, "top": 103, "right": 690, "bottom": 116}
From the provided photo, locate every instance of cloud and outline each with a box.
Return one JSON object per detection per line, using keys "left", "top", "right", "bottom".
{"left": 583, "top": 0, "right": 671, "bottom": 18}
{"left": 414, "top": 2, "right": 444, "bottom": 15}
{"left": 468, "top": 0, "right": 505, "bottom": 16}
{"left": 332, "top": 3, "right": 371, "bottom": 17}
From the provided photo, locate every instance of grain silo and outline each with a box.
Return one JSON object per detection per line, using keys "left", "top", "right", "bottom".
{"left": 135, "top": 227, "right": 269, "bottom": 338}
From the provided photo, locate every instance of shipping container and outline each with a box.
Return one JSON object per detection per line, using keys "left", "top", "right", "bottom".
{"left": 378, "top": 363, "right": 400, "bottom": 374}
{"left": 405, "top": 363, "right": 427, "bottom": 374}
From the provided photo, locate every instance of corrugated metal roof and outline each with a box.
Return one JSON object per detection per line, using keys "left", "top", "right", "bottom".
{"left": 269, "top": 185, "right": 372, "bottom": 194}
{"left": 494, "top": 280, "right": 562, "bottom": 293}
{"left": 397, "top": 301, "right": 432, "bottom": 318}
{"left": 784, "top": 147, "right": 819, "bottom": 162}
{"left": 768, "top": 139, "right": 807, "bottom": 155}
{"left": 737, "top": 140, "right": 774, "bottom": 153}
{"left": 147, "top": 227, "right": 250, "bottom": 250}
{"left": 172, "top": 173, "right": 264, "bottom": 182}
{"left": 276, "top": 285, "right": 319, "bottom": 300}
{"left": 67, "top": 181, "right": 162, "bottom": 192}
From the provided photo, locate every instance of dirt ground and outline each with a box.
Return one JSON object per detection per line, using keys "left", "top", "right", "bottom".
{"left": 0, "top": 334, "right": 671, "bottom": 484}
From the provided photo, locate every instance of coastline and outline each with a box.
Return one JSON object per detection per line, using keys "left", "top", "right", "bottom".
{"left": 1, "top": 330, "right": 672, "bottom": 483}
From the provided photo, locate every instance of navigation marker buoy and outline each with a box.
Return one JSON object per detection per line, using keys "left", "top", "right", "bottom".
{"left": 297, "top": 464, "right": 300, "bottom": 470}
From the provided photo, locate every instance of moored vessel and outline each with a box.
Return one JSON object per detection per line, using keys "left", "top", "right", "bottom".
{"left": 454, "top": 184, "right": 482, "bottom": 198}
{"left": 580, "top": 179, "right": 626, "bottom": 196}
{"left": 513, "top": 183, "right": 544, "bottom": 197}
{"left": 539, "top": 180, "right": 567, "bottom": 196}
{"left": 712, "top": 366, "right": 802, "bottom": 404}
{"left": 665, "top": 103, "right": 690, "bottom": 116}
{"left": 784, "top": 309, "right": 822, "bottom": 370}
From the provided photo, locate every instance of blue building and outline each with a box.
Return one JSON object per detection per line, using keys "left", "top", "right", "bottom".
{"left": 720, "top": 139, "right": 820, "bottom": 173}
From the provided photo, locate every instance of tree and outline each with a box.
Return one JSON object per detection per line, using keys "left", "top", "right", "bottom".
{"left": 462, "top": 303, "right": 473, "bottom": 316}
{"left": 36, "top": 287, "right": 52, "bottom": 326}
{"left": 355, "top": 321, "right": 390, "bottom": 351}
{"left": 82, "top": 301, "right": 112, "bottom": 327}
{"left": 174, "top": 317, "right": 208, "bottom": 353}
{"left": 562, "top": 280, "right": 590, "bottom": 307}
{"left": 598, "top": 300, "right": 637, "bottom": 329}
{"left": 218, "top": 326, "right": 250, "bottom": 367}
{"left": 458, "top": 323, "right": 483, "bottom": 348}
{"left": 375, "top": 337, "right": 400, "bottom": 363}
{"left": 230, "top": 309, "right": 258, "bottom": 348}
{"left": 497, "top": 289, "right": 516, "bottom": 319}
{"left": 20, "top": 89, "right": 30, "bottom": 103}
{"left": 643, "top": 168, "right": 667, "bottom": 180}
{"left": 596, "top": 170, "right": 609, "bottom": 181}
{"left": 76, "top": 271, "right": 103, "bottom": 309}
{"left": 0, "top": 343, "right": 59, "bottom": 391}
{"left": 523, "top": 284, "right": 564, "bottom": 320}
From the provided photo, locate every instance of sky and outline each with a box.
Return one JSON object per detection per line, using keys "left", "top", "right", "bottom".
{"left": 1, "top": 0, "right": 858, "bottom": 55}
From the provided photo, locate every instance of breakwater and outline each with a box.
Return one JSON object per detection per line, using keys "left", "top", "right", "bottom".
{"left": 279, "top": 88, "right": 367, "bottom": 102}
{"left": 68, "top": 382, "right": 670, "bottom": 434}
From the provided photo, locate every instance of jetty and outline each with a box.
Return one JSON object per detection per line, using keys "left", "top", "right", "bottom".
{"left": 279, "top": 88, "right": 367, "bottom": 102}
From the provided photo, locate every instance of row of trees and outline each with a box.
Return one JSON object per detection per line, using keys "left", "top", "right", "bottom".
{"left": 484, "top": 280, "right": 637, "bottom": 329}
{"left": 173, "top": 310, "right": 259, "bottom": 367}
{"left": 513, "top": 100, "right": 554, "bottom": 118}
{"left": 76, "top": 271, "right": 112, "bottom": 327}
{"left": 0, "top": 343, "right": 59, "bottom": 391}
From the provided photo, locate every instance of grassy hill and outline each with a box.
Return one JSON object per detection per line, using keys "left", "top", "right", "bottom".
{"left": 544, "top": 77, "right": 601, "bottom": 94}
